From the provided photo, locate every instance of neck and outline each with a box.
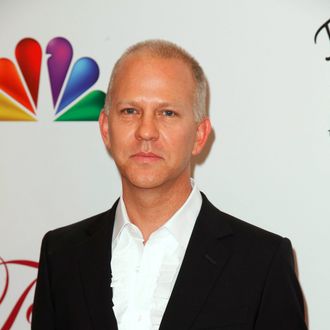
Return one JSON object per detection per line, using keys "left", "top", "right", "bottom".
{"left": 122, "top": 176, "right": 192, "bottom": 242}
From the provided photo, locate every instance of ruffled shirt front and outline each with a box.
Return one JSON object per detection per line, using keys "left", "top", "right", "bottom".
{"left": 111, "top": 180, "right": 202, "bottom": 330}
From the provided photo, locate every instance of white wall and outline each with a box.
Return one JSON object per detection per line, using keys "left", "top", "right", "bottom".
{"left": 0, "top": 0, "right": 329, "bottom": 329}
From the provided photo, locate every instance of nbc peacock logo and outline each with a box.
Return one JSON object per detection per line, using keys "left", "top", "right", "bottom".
{"left": 0, "top": 37, "right": 105, "bottom": 121}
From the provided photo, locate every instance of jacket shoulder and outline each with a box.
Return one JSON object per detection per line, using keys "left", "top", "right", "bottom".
{"left": 223, "top": 210, "right": 283, "bottom": 243}
{"left": 202, "top": 194, "right": 295, "bottom": 275}
{"left": 42, "top": 204, "right": 117, "bottom": 255}
{"left": 202, "top": 193, "right": 287, "bottom": 250}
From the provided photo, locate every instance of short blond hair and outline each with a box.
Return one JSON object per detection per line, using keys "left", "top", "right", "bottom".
{"left": 104, "top": 39, "right": 208, "bottom": 123}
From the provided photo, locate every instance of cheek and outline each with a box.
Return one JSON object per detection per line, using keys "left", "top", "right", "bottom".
{"left": 108, "top": 130, "right": 126, "bottom": 159}
{"left": 163, "top": 127, "right": 196, "bottom": 156}
{"left": 109, "top": 123, "right": 133, "bottom": 147}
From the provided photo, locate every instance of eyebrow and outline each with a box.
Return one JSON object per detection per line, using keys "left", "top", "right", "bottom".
{"left": 115, "top": 100, "right": 175, "bottom": 108}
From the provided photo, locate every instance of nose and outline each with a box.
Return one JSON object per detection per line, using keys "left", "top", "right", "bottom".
{"left": 135, "top": 113, "right": 159, "bottom": 141}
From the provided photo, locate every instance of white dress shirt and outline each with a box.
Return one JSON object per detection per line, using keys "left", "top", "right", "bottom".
{"left": 111, "top": 180, "right": 202, "bottom": 330}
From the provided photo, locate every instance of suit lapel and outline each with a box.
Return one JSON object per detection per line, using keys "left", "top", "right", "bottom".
{"left": 160, "top": 194, "right": 234, "bottom": 330}
{"left": 77, "top": 202, "right": 119, "bottom": 330}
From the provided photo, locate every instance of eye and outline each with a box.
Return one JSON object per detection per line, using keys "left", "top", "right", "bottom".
{"left": 162, "top": 110, "right": 176, "bottom": 117}
{"left": 121, "top": 108, "right": 137, "bottom": 115}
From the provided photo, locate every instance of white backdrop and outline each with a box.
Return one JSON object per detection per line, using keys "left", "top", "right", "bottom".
{"left": 1, "top": 0, "right": 330, "bottom": 329}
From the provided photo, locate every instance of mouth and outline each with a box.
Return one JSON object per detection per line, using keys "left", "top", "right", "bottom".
{"left": 130, "top": 152, "right": 163, "bottom": 163}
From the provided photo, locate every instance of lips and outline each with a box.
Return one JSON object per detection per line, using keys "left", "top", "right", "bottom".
{"left": 130, "top": 152, "right": 163, "bottom": 162}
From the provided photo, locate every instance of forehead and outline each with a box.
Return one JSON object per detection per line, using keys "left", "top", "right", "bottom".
{"left": 111, "top": 53, "right": 196, "bottom": 98}
{"left": 117, "top": 51, "right": 194, "bottom": 76}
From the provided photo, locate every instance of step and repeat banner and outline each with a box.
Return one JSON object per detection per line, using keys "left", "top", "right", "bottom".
{"left": 1, "top": 0, "right": 329, "bottom": 329}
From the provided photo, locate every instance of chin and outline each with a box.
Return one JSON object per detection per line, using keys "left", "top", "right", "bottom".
{"left": 122, "top": 168, "right": 168, "bottom": 190}
{"left": 120, "top": 164, "right": 190, "bottom": 191}
{"left": 128, "top": 176, "right": 164, "bottom": 190}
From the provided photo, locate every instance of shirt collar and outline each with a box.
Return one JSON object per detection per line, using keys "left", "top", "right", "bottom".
{"left": 112, "top": 178, "right": 202, "bottom": 250}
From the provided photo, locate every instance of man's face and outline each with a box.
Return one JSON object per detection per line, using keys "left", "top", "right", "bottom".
{"left": 99, "top": 53, "right": 210, "bottom": 190}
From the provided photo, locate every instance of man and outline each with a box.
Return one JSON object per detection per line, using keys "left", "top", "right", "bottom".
{"left": 32, "top": 40, "right": 307, "bottom": 330}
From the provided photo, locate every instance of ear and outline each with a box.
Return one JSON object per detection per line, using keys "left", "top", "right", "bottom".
{"left": 99, "top": 110, "right": 111, "bottom": 149}
{"left": 192, "top": 117, "right": 211, "bottom": 156}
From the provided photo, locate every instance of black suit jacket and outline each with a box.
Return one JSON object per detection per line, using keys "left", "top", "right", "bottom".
{"left": 32, "top": 193, "right": 307, "bottom": 330}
